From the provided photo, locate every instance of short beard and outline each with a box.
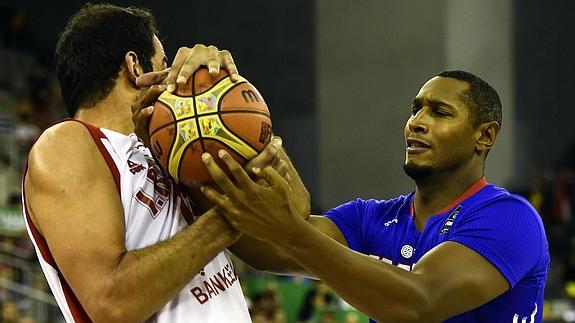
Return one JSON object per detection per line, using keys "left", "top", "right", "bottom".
{"left": 403, "top": 162, "right": 433, "bottom": 180}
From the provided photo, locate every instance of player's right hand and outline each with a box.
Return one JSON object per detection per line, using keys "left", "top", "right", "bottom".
{"left": 131, "top": 84, "right": 165, "bottom": 147}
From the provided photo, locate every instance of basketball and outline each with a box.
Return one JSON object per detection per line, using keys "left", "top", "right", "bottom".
{"left": 149, "top": 68, "right": 272, "bottom": 186}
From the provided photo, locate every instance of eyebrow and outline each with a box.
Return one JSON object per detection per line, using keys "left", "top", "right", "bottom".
{"left": 412, "top": 97, "right": 456, "bottom": 109}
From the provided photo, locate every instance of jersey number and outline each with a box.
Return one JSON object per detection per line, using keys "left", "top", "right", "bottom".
{"left": 134, "top": 167, "right": 170, "bottom": 218}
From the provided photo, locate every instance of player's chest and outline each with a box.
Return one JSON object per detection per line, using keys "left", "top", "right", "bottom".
{"left": 370, "top": 208, "right": 461, "bottom": 270}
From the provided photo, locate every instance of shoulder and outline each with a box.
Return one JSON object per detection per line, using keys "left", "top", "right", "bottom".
{"left": 26, "top": 120, "right": 107, "bottom": 194}
{"left": 471, "top": 185, "right": 539, "bottom": 217}
{"left": 327, "top": 194, "right": 411, "bottom": 218}
{"left": 456, "top": 185, "right": 545, "bottom": 238}
{"left": 30, "top": 120, "right": 95, "bottom": 162}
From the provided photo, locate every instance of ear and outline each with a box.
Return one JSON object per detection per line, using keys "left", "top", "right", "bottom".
{"left": 124, "top": 51, "right": 143, "bottom": 85}
{"left": 475, "top": 121, "right": 500, "bottom": 155}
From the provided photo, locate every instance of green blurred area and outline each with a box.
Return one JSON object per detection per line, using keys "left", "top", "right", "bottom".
{"left": 242, "top": 274, "right": 369, "bottom": 323}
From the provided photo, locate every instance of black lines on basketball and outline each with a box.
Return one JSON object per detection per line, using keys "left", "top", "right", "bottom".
{"left": 191, "top": 70, "right": 206, "bottom": 153}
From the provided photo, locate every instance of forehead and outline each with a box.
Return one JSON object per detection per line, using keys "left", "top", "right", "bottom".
{"left": 415, "top": 76, "right": 470, "bottom": 106}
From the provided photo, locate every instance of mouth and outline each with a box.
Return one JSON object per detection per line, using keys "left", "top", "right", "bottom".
{"left": 406, "top": 138, "right": 431, "bottom": 154}
{"left": 406, "top": 138, "right": 431, "bottom": 148}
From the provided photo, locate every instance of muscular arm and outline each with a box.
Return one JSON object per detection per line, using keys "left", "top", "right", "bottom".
{"left": 200, "top": 156, "right": 511, "bottom": 322}
{"left": 25, "top": 122, "right": 237, "bottom": 323}
{"left": 228, "top": 215, "right": 346, "bottom": 276}
{"left": 273, "top": 220, "right": 509, "bottom": 322}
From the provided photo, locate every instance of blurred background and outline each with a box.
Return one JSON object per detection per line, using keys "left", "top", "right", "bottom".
{"left": 0, "top": 0, "right": 574, "bottom": 322}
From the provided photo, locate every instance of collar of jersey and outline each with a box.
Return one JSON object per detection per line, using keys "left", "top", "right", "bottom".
{"left": 409, "top": 177, "right": 488, "bottom": 218}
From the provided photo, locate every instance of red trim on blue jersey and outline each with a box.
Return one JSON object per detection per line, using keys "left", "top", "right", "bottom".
{"left": 410, "top": 177, "right": 489, "bottom": 217}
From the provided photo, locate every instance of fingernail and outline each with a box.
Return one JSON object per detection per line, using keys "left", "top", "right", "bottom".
{"left": 176, "top": 76, "right": 186, "bottom": 84}
{"left": 202, "top": 153, "right": 211, "bottom": 161}
{"left": 158, "top": 84, "right": 166, "bottom": 91}
{"left": 252, "top": 167, "right": 260, "bottom": 173}
{"left": 167, "top": 84, "right": 175, "bottom": 92}
{"left": 147, "top": 106, "right": 154, "bottom": 113}
{"left": 209, "top": 67, "right": 217, "bottom": 74}
{"left": 218, "top": 150, "right": 227, "bottom": 158}
{"left": 272, "top": 137, "right": 282, "bottom": 147}
{"left": 200, "top": 186, "right": 205, "bottom": 192}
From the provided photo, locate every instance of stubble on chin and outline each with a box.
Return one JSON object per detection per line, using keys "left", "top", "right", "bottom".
{"left": 403, "top": 162, "right": 433, "bottom": 180}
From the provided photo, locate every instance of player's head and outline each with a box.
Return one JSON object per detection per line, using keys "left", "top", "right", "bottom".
{"left": 403, "top": 70, "right": 501, "bottom": 181}
{"left": 55, "top": 4, "right": 165, "bottom": 117}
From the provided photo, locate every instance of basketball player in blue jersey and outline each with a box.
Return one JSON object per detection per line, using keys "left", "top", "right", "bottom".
{"left": 200, "top": 71, "right": 550, "bottom": 322}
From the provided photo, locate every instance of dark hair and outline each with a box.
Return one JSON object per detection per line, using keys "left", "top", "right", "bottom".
{"left": 437, "top": 70, "right": 502, "bottom": 128}
{"left": 55, "top": 3, "right": 158, "bottom": 116}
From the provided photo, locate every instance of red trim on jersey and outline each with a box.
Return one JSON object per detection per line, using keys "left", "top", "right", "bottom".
{"left": 68, "top": 119, "right": 121, "bottom": 193}
{"left": 22, "top": 163, "right": 57, "bottom": 268}
{"left": 59, "top": 273, "right": 93, "bottom": 323}
{"left": 436, "top": 177, "right": 488, "bottom": 214}
{"left": 22, "top": 118, "right": 125, "bottom": 322}
{"left": 410, "top": 177, "right": 488, "bottom": 217}
{"left": 22, "top": 163, "right": 93, "bottom": 322}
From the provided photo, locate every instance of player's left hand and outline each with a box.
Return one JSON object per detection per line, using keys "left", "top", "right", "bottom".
{"left": 200, "top": 150, "right": 306, "bottom": 242}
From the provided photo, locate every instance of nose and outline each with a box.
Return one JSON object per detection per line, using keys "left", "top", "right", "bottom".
{"left": 408, "top": 109, "right": 429, "bottom": 133}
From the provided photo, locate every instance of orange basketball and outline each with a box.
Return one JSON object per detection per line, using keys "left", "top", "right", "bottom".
{"left": 149, "top": 68, "right": 272, "bottom": 186}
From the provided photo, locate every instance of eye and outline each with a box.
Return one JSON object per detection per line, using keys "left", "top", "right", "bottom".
{"left": 432, "top": 107, "right": 451, "bottom": 117}
{"left": 410, "top": 106, "right": 420, "bottom": 116}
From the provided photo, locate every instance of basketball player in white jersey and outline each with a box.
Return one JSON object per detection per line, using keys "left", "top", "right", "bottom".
{"left": 22, "top": 4, "right": 280, "bottom": 322}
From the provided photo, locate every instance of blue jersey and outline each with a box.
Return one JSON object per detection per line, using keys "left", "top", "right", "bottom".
{"left": 324, "top": 178, "right": 549, "bottom": 323}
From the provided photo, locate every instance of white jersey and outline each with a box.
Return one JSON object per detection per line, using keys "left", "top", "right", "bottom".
{"left": 22, "top": 119, "right": 251, "bottom": 323}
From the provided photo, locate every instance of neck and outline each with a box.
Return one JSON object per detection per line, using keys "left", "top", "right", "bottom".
{"left": 412, "top": 162, "right": 484, "bottom": 222}
{"left": 75, "top": 83, "right": 137, "bottom": 135}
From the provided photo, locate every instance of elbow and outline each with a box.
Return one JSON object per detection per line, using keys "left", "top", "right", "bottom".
{"left": 89, "top": 300, "right": 146, "bottom": 323}
{"left": 87, "top": 298, "right": 130, "bottom": 323}
{"left": 86, "top": 287, "right": 148, "bottom": 323}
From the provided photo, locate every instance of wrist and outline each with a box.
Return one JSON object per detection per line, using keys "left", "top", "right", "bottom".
{"left": 274, "top": 217, "right": 312, "bottom": 250}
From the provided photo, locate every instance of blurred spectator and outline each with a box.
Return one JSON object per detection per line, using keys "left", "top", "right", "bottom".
{"left": 251, "top": 286, "right": 285, "bottom": 323}
{"left": 297, "top": 281, "right": 337, "bottom": 323}
{"left": 18, "top": 313, "right": 35, "bottom": 323}
{"left": 317, "top": 310, "right": 336, "bottom": 323}
{"left": 1, "top": 299, "right": 20, "bottom": 323}
{"left": 344, "top": 312, "right": 360, "bottom": 323}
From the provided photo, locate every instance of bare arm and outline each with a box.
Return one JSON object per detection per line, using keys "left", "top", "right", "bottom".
{"left": 228, "top": 215, "right": 347, "bottom": 276}
{"left": 269, "top": 221, "right": 509, "bottom": 322}
{"left": 201, "top": 155, "right": 510, "bottom": 322}
{"left": 25, "top": 122, "right": 238, "bottom": 323}
{"left": 223, "top": 137, "right": 323, "bottom": 275}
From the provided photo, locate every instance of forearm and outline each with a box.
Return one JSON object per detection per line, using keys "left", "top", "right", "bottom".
{"left": 276, "top": 220, "right": 431, "bottom": 323}
{"left": 95, "top": 209, "right": 236, "bottom": 322}
{"left": 229, "top": 234, "right": 312, "bottom": 276}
